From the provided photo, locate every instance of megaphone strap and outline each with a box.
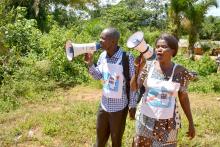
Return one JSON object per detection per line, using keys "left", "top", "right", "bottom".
{"left": 141, "top": 46, "right": 149, "bottom": 54}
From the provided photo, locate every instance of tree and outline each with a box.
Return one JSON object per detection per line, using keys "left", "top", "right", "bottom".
{"left": 183, "top": 0, "right": 218, "bottom": 59}
{"left": 200, "top": 16, "right": 220, "bottom": 40}
{"left": 101, "top": 2, "right": 152, "bottom": 31}
{"left": 144, "top": 0, "right": 168, "bottom": 31}
{"left": 121, "top": 0, "right": 146, "bottom": 9}
{"left": 168, "top": 0, "right": 188, "bottom": 40}
{"left": 4, "top": 0, "right": 99, "bottom": 32}
{"left": 0, "top": 0, "right": 14, "bottom": 55}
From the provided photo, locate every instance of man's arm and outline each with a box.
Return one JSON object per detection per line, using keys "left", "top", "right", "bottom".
{"left": 128, "top": 53, "right": 137, "bottom": 119}
{"left": 85, "top": 53, "right": 103, "bottom": 80}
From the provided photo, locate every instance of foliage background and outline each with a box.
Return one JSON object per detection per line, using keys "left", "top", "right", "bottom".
{"left": 0, "top": 0, "right": 220, "bottom": 146}
{"left": 0, "top": 0, "right": 219, "bottom": 112}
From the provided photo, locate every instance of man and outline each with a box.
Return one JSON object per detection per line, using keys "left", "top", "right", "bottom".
{"left": 84, "top": 27, "right": 136, "bottom": 147}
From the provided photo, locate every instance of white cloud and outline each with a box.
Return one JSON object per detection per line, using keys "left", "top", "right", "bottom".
{"left": 206, "top": 0, "right": 220, "bottom": 16}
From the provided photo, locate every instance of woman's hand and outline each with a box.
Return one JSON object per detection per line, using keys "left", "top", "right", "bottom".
{"left": 129, "top": 107, "right": 136, "bottom": 120}
{"left": 130, "top": 54, "right": 146, "bottom": 91}
{"left": 130, "top": 75, "right": 138, "bottom": 91}
{"left": 187, "top": 122, "right": 195, "bottom": 139}
{"left": 134, "top": 54, "right": 145, "bottom": 72}
{"left": 178, "top": 91, "right": 196, "bottom": 140}
{"left": 179, "top": 93, "right": 196, "bottom": 140}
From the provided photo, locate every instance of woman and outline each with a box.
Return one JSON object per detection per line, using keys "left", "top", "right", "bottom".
{"left": 131, "top": 33, "right": 195, "bottom": 146}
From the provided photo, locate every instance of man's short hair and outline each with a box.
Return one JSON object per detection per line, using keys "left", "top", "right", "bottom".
{"left": 104, "top": 27, "right": 120, "bottom": 41}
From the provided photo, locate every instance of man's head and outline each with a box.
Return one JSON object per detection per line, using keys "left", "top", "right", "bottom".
{"left": 100, "top": 28, "right": 120, "bottom": 56}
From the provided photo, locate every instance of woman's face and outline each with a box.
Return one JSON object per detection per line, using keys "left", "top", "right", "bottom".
{"left": 155, "top": 39, "right": 173, "bottom": 62}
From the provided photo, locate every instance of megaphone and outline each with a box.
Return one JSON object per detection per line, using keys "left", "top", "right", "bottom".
{"left": 66, "top": 42, "right": 101, "bottom": 61}
{"left": 127, "top": 31, "right": 155, "bottom": 60}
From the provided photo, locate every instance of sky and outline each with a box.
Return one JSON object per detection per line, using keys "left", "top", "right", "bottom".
{"left": 101, "top": 0, "right": 220, "bottom": 16}
{"left": 207, "top": 0, "right": 220, "bottom": 16}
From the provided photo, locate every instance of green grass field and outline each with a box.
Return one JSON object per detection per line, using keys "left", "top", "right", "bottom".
{"left": 0, "top": 86, "right": 220, "bottom": 147}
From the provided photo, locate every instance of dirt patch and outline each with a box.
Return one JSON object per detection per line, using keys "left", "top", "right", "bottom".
{"left": 189, "top": 93, "right": 220, "bottom": 109}
{"left": 56, "top": 86, "right": 102, "bottom": 101}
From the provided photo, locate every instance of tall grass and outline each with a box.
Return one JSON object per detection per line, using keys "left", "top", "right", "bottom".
{"left": 0, "top": 88, "right": 220, "bottom": 147}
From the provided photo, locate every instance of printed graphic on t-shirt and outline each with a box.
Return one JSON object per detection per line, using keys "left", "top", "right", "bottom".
{"left": 103, "top": 72, "right": 120, "bottom": 92}
{"left": 144, "top": 86, "right": 174, "bottom": 108}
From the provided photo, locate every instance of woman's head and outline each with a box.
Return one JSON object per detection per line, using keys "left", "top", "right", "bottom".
{"left": 155, "top": 33, "right": 178, "bottom": 63}
{"left": 155, "top": 33, "right": 178, "bottom": 57}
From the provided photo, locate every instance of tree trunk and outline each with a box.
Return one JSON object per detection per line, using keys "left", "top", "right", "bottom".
{"left": 171, "top": 14, "right": 180, "bottom": 40}
{"left": 188, "top": 33, "right": 197, "bottom": 60}
{"left": 188, "top": 43, "right": 194, "bottom": 60}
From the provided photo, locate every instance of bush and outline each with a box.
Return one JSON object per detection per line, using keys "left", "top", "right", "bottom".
{"left": 0, "top": 55, "right": 56, "bottom": 112}
{"left": 196, "top": 54, "right": 217, "bottom": 76}
{"left": 142, "top": 27, "right": 161, "bottom": 45}
{"left": 0, "top": 12, "right": 104, "bottom": 112}
{"left": 201, "top": 43, "right": 211, "bottom": 53}
{"left": 4, "top": 7, "right": 43, "bottom": 56}
{"left": 174, "top": 54, "right": 217, "bottom": 76}
{"left": 189, "top": 73, "right": 220, "bottom": 93}
{"left": 39, "top": 25, "right": 92, "bottom": 86}
{"left": 173, "top": 54, "right": 219, "bottom": 93}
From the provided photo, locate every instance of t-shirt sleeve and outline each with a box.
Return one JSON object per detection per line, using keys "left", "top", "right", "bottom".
{"left": 176, "top": 66, "right": 192, "bottom": 93}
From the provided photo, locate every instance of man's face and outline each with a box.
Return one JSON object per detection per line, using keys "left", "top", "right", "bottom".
{"left": 99, "top": 30, "right": 115, "bottom": 53}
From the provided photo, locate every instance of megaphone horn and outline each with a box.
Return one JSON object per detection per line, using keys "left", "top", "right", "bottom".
{"left": 127, "top": 31, "right": 155, "bottom": 60}
{"left": 66, "top": 42, "right": 101, "bottom": 61}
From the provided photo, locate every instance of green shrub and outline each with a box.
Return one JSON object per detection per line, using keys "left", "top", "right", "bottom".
{"left": 173, "top": 55, "right": 219, "bottom": 93}
{"left": 201, "top": 43, "right": 211, "bottom": 53}
{"left": 4, "top": 7, "right": 43, "bottom": 56}
{"left": 196, "top": 54, "right": 217, "bottom": 76}
{"left": 0, "top": 54, "right": 56, "bottom": 112}
{"left": 189, "top": 73, "right": 220, "bottom": 93}
{"left": 142, "top": 27, "right": 161, "bottom": 45}
{"left": 174, "top": 54, "right": 217, "bottom": 76}
{"left": 39, "top": 25, "right": 92, "bottom": 86}
{"left": 0, "top": 16, "right": 104, "bottom": 112}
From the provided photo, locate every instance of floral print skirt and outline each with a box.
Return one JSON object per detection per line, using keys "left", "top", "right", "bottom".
{"left": 133, "top": 114, "right": 178, "bottom": 147}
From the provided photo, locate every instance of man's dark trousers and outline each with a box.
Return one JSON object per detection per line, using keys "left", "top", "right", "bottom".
{"left": 96, "top": 105, "right": 128, "bottom": 147}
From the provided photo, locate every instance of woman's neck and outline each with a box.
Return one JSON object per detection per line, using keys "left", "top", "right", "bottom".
{"left": 158, "top": 60, "right": 173, "bottom": 72}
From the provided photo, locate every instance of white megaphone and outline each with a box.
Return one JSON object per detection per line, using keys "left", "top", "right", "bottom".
{"left": 65, "top": 42, "right": 101, "bottom": 61}
{"left": 127, "top": 31, "right": 155, "bottom": 60}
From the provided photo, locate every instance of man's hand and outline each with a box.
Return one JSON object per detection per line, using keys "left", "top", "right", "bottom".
{"left": 187, "top": 123, "right": 195, "bottom": 140}
{"left": 84, "top": 53, "right": 94, "bottom": 67}
{"left": 65, "top": 40, "right": 72, "bottom": 50}
{"left": 129, "top": 107, "right": 136, "bottom": 120}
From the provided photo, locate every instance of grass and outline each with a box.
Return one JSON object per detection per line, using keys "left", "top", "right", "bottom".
{"left": 0, "top": 86, "right": 220, "bottom": 147}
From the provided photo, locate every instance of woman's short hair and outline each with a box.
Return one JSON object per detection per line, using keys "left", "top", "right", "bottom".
{"left": 155, "top": 33, "right": 178, "bottom": 57}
